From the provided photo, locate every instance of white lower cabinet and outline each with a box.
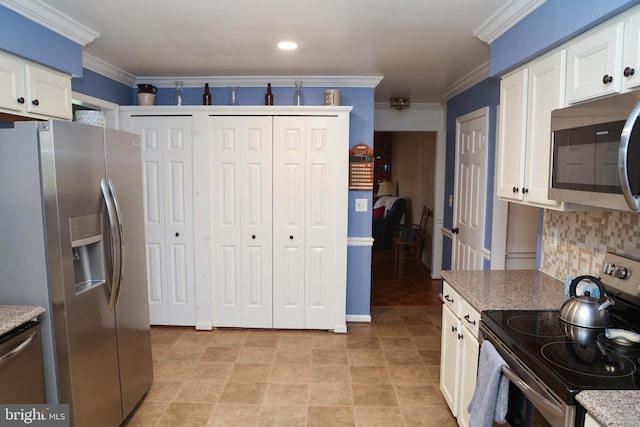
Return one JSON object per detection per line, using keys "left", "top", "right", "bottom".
{"left": 440, "top": 281, "right": 480, "bottom": 427}
{"left": 120, "top": 114, "right": 196, "bottom": 326}
{"left": 210, "top": 111, "right": 350, "bottom": 331}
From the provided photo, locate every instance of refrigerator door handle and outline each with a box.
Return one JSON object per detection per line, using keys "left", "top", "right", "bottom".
{"left": 107, "top": 178, "right": 125, "bottom": 305}
{"left": 101, "top": 178, "right": 122, "bottom": 311}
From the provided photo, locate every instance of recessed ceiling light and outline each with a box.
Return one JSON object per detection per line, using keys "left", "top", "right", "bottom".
{"left": 278, "top": 41, "right": 298, "bottom": 50}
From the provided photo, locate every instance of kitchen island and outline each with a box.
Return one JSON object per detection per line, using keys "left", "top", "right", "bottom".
{"left": 440, "top": 270, "right": 638, "bottom": 427}
{"left": 0, "top": 305, "right": 45, "bottom": 335}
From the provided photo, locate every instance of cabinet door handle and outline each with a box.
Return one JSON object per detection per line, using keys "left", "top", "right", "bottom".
{"left": 289, "top": 235, "right": 294, "bottom": 240}
{"left": 522, "top": 187, "right": 528, "bottom": 194}
{"left": 451, "top": 326, "right": 457, "bottom": 333}
{"left": 512, "top": 186, "right": 519, "bottom": 193}
{"left": 458, "top": 333, "right": 464, "bottom": 340}
{"left": 175, "top": 232, "right": 180, "bottom": 237}
{"left": 252, "top": 235, "right": 256, "bottom": 239}
{"left": 444, "top": 294, "right": 454, "bottom": 303}
{"left": 464, "top": 314, "right": 476, "bottom": 325}
{"left": 32, "top": 99, "right": 40, "bottom": 106}
{"left": 451, "top": 227, "right": 459, "bottom": 234}
{"left": 624, "top": 67, "right": 636, "bottom": 77}
{"left": 602, "top": 74, "right": 613, "bottom": 84}
{"left": 17, "top": 97, "right": 25, "bottom": 104}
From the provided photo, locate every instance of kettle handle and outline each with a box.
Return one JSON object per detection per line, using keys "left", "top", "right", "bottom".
{"left": 569, "top": 275, "right": 607, "bottom": 303}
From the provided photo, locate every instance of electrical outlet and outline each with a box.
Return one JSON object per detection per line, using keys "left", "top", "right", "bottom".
{"left": 355, "top": 198, "right": 368, "bottom": 212}
{"left": 549, "top": 227, "right": 558, "bottom": 250}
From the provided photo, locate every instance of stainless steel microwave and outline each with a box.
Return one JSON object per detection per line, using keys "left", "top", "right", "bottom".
{"left": 550, "top": 91, "right": 640, "bottom": 212}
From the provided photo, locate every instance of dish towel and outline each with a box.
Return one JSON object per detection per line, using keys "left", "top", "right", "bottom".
{"left": 468, "top": 340, "right": 510, "bottom": 427}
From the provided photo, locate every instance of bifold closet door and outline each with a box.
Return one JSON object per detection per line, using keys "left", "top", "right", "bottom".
{"left": 272, "top": 116, "right": 338, "bottom": 329}
{"left": 131, "top": 116, "right": 195, "bottom": 326}
{"left": 210, "top": 116, "right": 273, "bottom": 328}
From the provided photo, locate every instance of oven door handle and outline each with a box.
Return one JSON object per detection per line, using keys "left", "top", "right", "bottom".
{"left": 501, "top": 366, "right": 563, "bottom": 417}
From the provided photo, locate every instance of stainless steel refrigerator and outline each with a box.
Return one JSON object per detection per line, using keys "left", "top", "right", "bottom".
{"left": 0, "top": 119, "right": 153, "bottom": 426}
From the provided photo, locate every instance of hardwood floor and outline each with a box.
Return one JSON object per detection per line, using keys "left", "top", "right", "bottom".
{"left": 370, "top": 251, "right": 442, "bottom": 307}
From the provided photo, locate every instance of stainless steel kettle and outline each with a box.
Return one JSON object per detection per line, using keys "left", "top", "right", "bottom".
{"left": 559, "top": 275, "right": 614, "bottom": 328}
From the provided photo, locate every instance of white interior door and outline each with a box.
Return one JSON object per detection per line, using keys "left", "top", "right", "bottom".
{"left": 210, "top": 116, "right": 273, "bottom": 328}
{"left": 453, "top": 108, "right": 488, "bottom": 270}
{"left": 132, "top": 116, "right": 195, "bottom": 325}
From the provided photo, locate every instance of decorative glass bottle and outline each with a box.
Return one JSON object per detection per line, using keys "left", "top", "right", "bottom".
{"left": 202, "top": 83, "right": 211, "bottom": 105}
{"left": 174, "top": 81, "right": 184, "bottom": 106}
{"left": 293, "top": 81, "right": 304, "bottom": 106}
{"left": 265, "top": 83, "right": 274, "bottom": 105}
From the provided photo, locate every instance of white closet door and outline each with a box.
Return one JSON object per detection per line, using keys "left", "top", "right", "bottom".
{"left": 210, "top": 116, "right": 273, "bottom": 328}
{"left": 132, "top": 116, "right": 195, "bottom": 326}
{"left": 273, "top": 116, "right": 337, "bottom": 329}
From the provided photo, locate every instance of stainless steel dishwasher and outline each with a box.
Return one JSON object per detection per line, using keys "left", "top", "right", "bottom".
{"left": 0, "top": 321, "right": 46, "bottom": 403}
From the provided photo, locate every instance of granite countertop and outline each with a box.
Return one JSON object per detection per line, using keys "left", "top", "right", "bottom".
{"left": 0, "top": 305, "right": 45, "bottom": 336}
{"left": 440, "top": 269, "right": 568, "bottom": 312}
{"left": 576, "top": 390, "right": 640, "bottom": 426}
{"left": 440, "top": 269, "right": 638, "bottom": 427}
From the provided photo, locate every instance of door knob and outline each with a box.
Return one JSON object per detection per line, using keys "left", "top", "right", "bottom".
{"left": 252, "top": 235, "right": 256, "bottom": 239}
{"left": 451, "top": 227, "right": 459, "bottom": 234}
{"left": 602, "top": 74, "right": 613, "bottom": 84}
{"left": 175, "top": 232, "right": 180, "bottom": 237}
{"left": 624, "top": 67, "right": 636, "bottom": 77}
{"left": 32, "top": 99, "right": 40, "bottom": 106}
{"left": 17, "top": 97, "right": 25, "bottom": 104}
{"left": 289, "top": 235, "right": 294, "bottom": 240}
{"left": 512, "top": 186, "right": 519, "bottom": 193}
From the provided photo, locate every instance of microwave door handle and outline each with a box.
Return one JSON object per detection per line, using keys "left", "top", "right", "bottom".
{"left": 101, "top": 178, "right": 121, "bottom": 311}
{"left": 619, "top": 101, "right": 640, "bottom": 211}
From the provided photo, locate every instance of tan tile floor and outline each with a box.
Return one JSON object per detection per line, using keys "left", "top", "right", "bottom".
{"left": 123, "top": 306, "right": 457, "bottom": 427}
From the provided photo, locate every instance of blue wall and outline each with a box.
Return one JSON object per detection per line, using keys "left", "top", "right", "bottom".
{"left": 0, "top": 5, "right": 82, "bottom": 76}
{"left": 490, "top": 0, "right": 639, "bottom": 76}
{"left": 72, "top": 69, "right": 133, "bottom": 105}
{"left": 443, "top": 78, "right": 500, "bottom": 269}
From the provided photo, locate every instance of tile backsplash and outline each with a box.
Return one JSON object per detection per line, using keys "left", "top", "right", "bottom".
{"left": 541, "top": 210, "right": 640, "bottom": 280}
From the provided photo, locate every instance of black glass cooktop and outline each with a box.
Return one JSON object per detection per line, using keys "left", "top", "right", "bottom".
{"left": 481, "top": 310, "right": 640, "bottom": 403}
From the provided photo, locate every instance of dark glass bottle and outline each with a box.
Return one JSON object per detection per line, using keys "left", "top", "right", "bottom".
{"left": 265, "top": 83, "right": 274, "bottom": 105}
{"left": 203, "top": 83, "right": 212, "bottom": 105}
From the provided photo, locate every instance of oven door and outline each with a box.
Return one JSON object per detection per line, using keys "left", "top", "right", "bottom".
{"left": 480, "top": 324, "right": 579, "bottom": 427}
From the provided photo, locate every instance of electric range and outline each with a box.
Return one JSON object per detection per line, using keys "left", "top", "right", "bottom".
{"left": 480, "top": 253, "right": 640, "bottom": 427}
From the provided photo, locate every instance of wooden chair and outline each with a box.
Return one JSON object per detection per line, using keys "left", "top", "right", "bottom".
{"left": 392, "top": 206, "right": 432, "bottom": 274}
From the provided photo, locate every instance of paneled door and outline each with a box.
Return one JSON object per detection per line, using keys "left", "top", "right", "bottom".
{"left": 453, "top": 108, "right": 488, "bottom": 270}
{"left": 131, "top": 116, "right": 195, "bottom": 325}
{"left": 272, "top": 116, "right": 338, "bottom": 329}
{"left": 210, "top": 116, "right": 273, "bottom": 328}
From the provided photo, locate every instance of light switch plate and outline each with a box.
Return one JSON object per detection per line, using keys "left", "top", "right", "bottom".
{"left": 355, "top": 198, "right": 368, "bottom": 212}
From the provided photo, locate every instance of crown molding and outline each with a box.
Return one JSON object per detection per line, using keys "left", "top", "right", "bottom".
{"left": 441, "top": 61, "right": 490, "bottom": 100}
{"left": 0, "top": 0, "right": 99, "bottom": 45}
{"left": 474, "top": 0, "right": 546, "bottom": 43}
{"left": 134, "top": 76, "right": 384, "bottom": 89}
{"left": 83, "top": 53, "right": 136, "bottom": 86}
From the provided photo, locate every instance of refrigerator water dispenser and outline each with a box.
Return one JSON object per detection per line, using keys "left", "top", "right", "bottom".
{"left": 69, "top": 214, "right": 106, "bottom": 295}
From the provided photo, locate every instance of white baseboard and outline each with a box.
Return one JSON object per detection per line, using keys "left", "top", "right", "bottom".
{"left": 195, "top": 322, "right": 213, "bottom": 331}
{"left": 345, "top": 314, "right": 372, "bottom": 323}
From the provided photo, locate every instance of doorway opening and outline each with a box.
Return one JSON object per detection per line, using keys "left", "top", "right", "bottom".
{"left": 370, "top": 130, "right": 441, "bottom": 306}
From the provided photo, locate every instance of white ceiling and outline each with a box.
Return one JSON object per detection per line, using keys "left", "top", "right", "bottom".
{"left": 8, "top": 0, "right": 544, "bottom": 103}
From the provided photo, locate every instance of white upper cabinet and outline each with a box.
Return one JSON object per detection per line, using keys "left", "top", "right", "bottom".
{"left": 0, "top": 50, "right": 72, "bottom": 120}
{"left": 566, "top": 6, "right": 640, "bottom": 103}
{"left": 497, "top": 50, "right": 568, "bottom": 209}
{"left": 524, "top": 50, "right": 567, "bottom": 207}
{"left": 566, "top": 21, "right": 624, "bottom": 104}
{"left": 625, "top": 9, "right": 640, "bottom": 90}
{"left": 497, "top": 68, "right": 528, "bottom": 202}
